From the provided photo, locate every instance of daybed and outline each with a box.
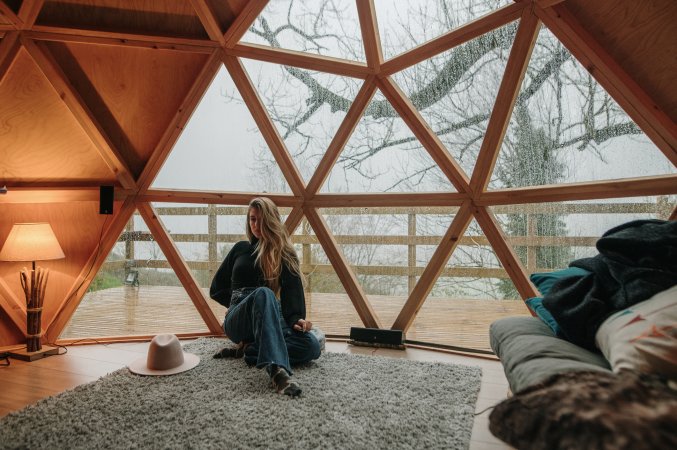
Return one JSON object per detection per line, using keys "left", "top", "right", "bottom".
{"left": 487, "top": 219, "right": 677, "bottom": 449}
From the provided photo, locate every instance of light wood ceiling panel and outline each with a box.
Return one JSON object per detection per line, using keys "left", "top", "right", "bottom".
{"left": 0, "top": 47, "right": 116, "bottom": 184}
{"left": 45, "top": 41, "right": 209, "bottom": 177}
{"left": 35, "top": 0, "right": 208, "bottom": 39}
{"left": 564, "top": 0, "right": 677, "bottom": 123}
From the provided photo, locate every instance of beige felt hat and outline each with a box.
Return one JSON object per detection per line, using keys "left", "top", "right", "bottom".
{"left": 128, "top": 334, "right": 200, "bottom": 376}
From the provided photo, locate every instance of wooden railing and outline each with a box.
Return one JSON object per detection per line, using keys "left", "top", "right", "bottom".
{"left": 106, "top": 199, "right": 673, "bottom": 293}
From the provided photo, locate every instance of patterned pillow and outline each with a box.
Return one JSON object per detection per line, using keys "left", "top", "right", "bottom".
{"left": 595, "top": 285, "right": 677, "bottom": 378}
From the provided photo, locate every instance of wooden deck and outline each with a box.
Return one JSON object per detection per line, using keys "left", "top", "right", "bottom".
{"left": 60, "top": 286, "right": 530, "bottom": 352}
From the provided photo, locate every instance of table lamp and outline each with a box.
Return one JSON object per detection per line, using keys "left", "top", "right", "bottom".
{"left": 0, "top": 223, "right": 65, "bottom": 360}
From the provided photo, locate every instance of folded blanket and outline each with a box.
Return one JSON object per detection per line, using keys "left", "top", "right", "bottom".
{"left": 542, "top": 219, "right": 677, "bottom": 350}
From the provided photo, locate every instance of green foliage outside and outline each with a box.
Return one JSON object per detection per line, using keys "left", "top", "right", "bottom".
{"left": 88, "top": 272, "right": 124, "bottom": 292}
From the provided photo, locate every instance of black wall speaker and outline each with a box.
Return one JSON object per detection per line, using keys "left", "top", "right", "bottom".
{"left": 349, "top": 327, "right": 405, "bottom": 346}
{"left": 99, "top": 185, "right": 114, "bottom": 215}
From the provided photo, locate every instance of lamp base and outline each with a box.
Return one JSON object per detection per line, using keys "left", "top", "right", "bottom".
{"left": 8, "top": 345, "right": 59, "bottom": 361}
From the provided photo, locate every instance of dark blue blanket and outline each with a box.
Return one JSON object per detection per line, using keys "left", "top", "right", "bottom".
{"left": 542, "top": 219, "right": 677, "bottom": 350}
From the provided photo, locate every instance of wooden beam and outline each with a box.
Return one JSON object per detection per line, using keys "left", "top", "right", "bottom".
{"left": 536, "top": 0, "right": 568, "bottom": 8}
{"left": 377, "top": 76, "right": 471, "bottom": 193}
{"left": 0, "top": 31, "right": 20, "bottom": 84}
{"left": 137, "top": 202, "right": 224, "bottom": 334}
{"left": 307, "top": 192, "right": 468, "bottom": 208}
{"left": 381, "top": 2, "right": 526, "bottom": 76}
{"left": 30, "top": 25, "right": 220, "bottom": 50}
{"left": 284, "top": 206, "right": 305, "bottom": 235}
{"left": 189, "top": 0, "right": 226, "bottom": 46}
{"left": 139, "top": 190, "right": 301, "bottom": 207}
{"left": 305, "top": 78, "right": 378, "bottom": 195}
{"left": 21, "top": 38, "right": 138, "bottom": 190}
{"left": 537, "top": 5, "right": 677, "bottom": 166}
{"left": 44, "top": 198, "right": 136, "bottom": 342}
{"left": 25, "top": 30, "right": 216, "bottom": 54}
{"left": 137, "top": 51, "right": 222, "bottom": 192}
{"left": 470, "top": 7, "right": 540, "bottom": 196}
{"left": 224, "top": 0, "right": 268, "bottom": 49}
{"left": 670, "top": 205, "right": 677, "bottom": 222}
{"left": 392, "top": 201, "right": 473, "bottom": 332}
{"left": 17, "top": 0, "right": 44, "bottom": 29}
{"left": 222, "top": 53, "right": 306, "bottom": 196}
{"left": 0, "top": 277, "right": 27, "bottom": 337}
{"left": 303, "top": 207, "right": 381, "bottom": 328}
{"left": 473, "top": 204, "right": 539, "bottom": 300}
{"left": 477, "top": 174, "right": 677, "bottom": 205}
{"left": 356, "top": 0, "right": 383, "bottom": 72}
{"left": 228, "top": 43, "right": 371, "bottom": 79}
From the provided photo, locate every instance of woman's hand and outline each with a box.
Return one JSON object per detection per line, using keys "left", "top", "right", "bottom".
{"left": 293, "top": 319, "right": 312, "bottom": 333}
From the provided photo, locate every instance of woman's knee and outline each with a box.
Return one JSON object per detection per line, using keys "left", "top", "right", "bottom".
{"left": 252, "top": 287, "right": 278, "bottom": 309}
{"left": 310, "top": 333, "right": 321, "bottom": 358}
{"left": 302, "top": 332, "right": 321, "bottom": 359}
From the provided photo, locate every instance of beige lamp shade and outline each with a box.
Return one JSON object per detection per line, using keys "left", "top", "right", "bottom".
{"left": 0, "top": 223, "right": 65, "bottom": 262}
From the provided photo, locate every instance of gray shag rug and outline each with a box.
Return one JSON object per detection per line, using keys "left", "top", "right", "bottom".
{"left": 0, "top": 338, "right": 482, "bottom": 449}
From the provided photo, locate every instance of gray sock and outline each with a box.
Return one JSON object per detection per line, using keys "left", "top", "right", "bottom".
{"left": 269, "top": 365, "right": 302, "bottom": 397}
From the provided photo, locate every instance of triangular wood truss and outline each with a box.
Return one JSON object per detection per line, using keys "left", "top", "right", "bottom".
{"left": 0, "top": 0, "right": 675, "bottom": 343}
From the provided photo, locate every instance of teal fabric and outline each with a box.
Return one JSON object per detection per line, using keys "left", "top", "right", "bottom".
{"left": 530, "top": 267, "right": 591, "bottom": 296}
{"left": 525, "top": 297, "right": 560, "bottom": 335}
{"left": 527, "top": 267, "right": 591, "bottom": 333}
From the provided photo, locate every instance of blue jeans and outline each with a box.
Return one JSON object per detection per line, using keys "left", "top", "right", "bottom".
{"left": 223, "top": 287, "right": 321, "bottom": 375}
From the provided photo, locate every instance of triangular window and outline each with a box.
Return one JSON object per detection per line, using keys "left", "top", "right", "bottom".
{"left": 153, "top": 66, "right": 291, "bottom": 192}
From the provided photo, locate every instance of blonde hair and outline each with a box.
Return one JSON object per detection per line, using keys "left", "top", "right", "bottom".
{"left": 246, "top": 197, "right": 302, "bottom": 293}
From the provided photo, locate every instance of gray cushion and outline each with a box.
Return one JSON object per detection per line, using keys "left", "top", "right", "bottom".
{"left": 490, "top": 317, "right": 611, "bottom": 393}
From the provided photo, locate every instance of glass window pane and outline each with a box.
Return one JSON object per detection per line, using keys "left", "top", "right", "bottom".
{"left": 242, "top": 0, "right": 365, "bottom": 62}
{"left": 241, "top": 59, "right": 362, "bottom": 182}
{"left": 293, "top": 219, "right": 355, "bottom": 336}
{"left": 322, "top": 90, "right": 455, "bottom": 192}
{"left": 411, "top": 219, "right": 529, "bottom": 351}
{"left": 375, "top": 0, "right": 512, "bottom": 60}
{"left": 492, "top": 195, "right": 677, "bottom": 273}
{"left": 152, "top": 66, "right": 291, "bottom": 193}
{"left": 491, "top": 26, "right": 676, "bottom": 189}
{"left": 392, "top": 22, "right": 517, "bottom": 178}
{"left": 320, "top": 207, "right": 455, "bottom": 328}
{"left": 60, "top": 212, "right": 210, "bottom": 339}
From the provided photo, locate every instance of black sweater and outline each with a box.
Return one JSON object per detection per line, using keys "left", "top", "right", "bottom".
{"left": 209, "top": 239, "right": 305, "bottom": 327}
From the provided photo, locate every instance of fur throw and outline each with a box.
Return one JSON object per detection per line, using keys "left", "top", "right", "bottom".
{"left": 489, "top": 370, "right": 677, "bottom": 450}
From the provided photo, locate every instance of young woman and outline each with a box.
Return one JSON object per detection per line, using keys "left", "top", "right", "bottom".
{"left": 210, "top": 197, "right": 321, "bottom": 397}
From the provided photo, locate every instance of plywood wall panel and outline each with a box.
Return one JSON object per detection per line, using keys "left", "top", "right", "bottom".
{"left": 47, "top": 42, "right": 209, "bottom": 177}
{"left": 0, "top": 200, "right": 119, "bottom": 337}
{"left": 0, "top": 48, "right": 116, "bottom": 184}
{"left": 36, "top": 0, "right": 208, "bottom": 39}
{"left": 0, "top": 308, "right": 24, "bottom": 347}
{"left": 565, "top": 0, "right": 677, "bottom": 123}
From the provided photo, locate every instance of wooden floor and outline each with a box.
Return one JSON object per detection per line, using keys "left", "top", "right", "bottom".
{"left": 61, "top": 286, "right": 530, "bottom": 352}
{"left": 0, "top": 340, "right": 513, "bottom": 449}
